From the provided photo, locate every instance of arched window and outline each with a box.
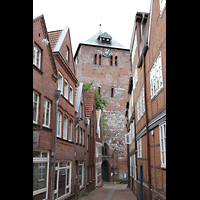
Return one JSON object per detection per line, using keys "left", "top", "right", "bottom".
{"left": 115, "top": 56, "right": 118, "bottom": 66}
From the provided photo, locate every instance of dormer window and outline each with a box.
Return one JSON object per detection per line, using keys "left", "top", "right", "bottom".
{"left": 97, "top": 32, "right": 112, "bottom": 44}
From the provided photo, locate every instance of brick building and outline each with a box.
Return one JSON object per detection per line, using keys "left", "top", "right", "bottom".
{"left": 48, "top": 26, "right": 78, "bottom": 200}
{"left": 74, "top": 30, "right": 130, "bottom": 182}
{"left": 33, "top": 14, "right": 58, "bottom": 200}
{"left": 126, "top": 0, "right": 166, "bottom": 199}
{"left": 84, "top": 92, "right": 97, "bottom": 192}
{"left": 95, "top": 110, "right": 103, "bottom": 187}
{"left": 74, "top": 82, "right": 88, "bottom": 198}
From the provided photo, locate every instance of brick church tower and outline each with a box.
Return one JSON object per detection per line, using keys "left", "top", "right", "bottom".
{"left": 74, "top": 29, "right": 130, "bottom": 181}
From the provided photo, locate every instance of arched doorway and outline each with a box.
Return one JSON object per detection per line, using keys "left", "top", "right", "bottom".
{"left": 102, "top": 160, "right": 109, "bottom": 181}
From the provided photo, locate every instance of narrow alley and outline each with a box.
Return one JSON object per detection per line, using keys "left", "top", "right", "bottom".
{"left": 79, "top": 182, "right": 137, "bottom": 200}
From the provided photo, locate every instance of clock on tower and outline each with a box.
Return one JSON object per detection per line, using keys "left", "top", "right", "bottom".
{"left": 102, "top": 48, "right": 111, "bottom": 57}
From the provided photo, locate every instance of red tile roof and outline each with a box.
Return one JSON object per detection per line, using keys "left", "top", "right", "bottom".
{"left": 84, "top": 92, "right": 95, "bottom": 119}
{"left": 48, "top": 30, "right": 62, "bottom": 50}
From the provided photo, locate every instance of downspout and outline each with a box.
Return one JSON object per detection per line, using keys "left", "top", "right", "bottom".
{"left": 50, "top": 90, "right": 61, "bottom": 200}
{"left": 142, "top": 53, "right": 152, "bottom": 198}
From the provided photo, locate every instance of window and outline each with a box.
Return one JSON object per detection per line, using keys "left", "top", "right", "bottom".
{"left": 69, "top": 120, "right": 72, "bottom": 141}
{"left": 79, "top": 128, "right": 82, "bottom": 145}
{"left": 64, "top": 80, "right": 69, "bottom": 100}
{"left": 99, "top": 55, "right": 101, "bottom": 65}
{"left": 111, "top": 87, "right": 114, "bottom": 97}
{"left": 110, "top": 56, "right": 113, "bottom": 66}
{"left": 115, "top": 56, "right": 118, "bottom": 66}
{"left": 159, "top": 0, "right": 166, "bottom": 14}
{"left": 94, "top": 54, "right": 97, "bottom": 64}
{"left": 54, "top": 162, "right": 71, "bottom": 199}
{"left": 80, "top": 103, "right": 83, "bottom": 119}
{"left": 33, "top": 151, "right": 49, "bottom": 199}
{"left": 79, "top": 162, "right": 84, "bottom": 188}
{"left": 33, "top": 46, "right": 41, "bottom": 69}
{"left": 33, "top": 91, "right": 39, "bottom": 124}
{"left": 159, "top": 122, "right": 166, "bottom": 168}
{"left": 75, "top": 127, "right": 78, "bottom": 143}
{"left": 87, "top": 135, "right": 89, "bottom": 151}
{"left": 57, "top": 111, "right": 62, "bottom": 138}
{"left": 132, "top": 30, "right": 137, "bottom": 65}
{"left": 82, "top": 129, "right": 85, "bottom": 146}
{"left": 58, "top": 72, "right": 63, "bottom": 95}
{"left": 150, "top": 51, "right": 163, "bottom": 99}
{"left": 63, "top": 116, "right": 68, "bottom": 140}
{"left": 66, "top": 47, "right": 69, "bottom": 61}
{"left": 43, "top": 99, "right": 51, "bottom": 128}
{"left": 137, "top": 138, "right": 142, "bottom": 158}
{"left": 136, "top": 86, "right": 145, "bottom": 121}
{"left": 98, "top": 86, "right": 101, "bottom": 95}
{"left": 70, "top": 86, "right": 73, "bottom": 104}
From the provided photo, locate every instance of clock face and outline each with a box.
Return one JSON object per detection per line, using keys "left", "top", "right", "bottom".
{"left": 103, "top": 48, "right": 111, "bottom": 57}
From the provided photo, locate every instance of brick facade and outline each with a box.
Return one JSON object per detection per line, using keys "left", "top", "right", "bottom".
{"left": 74, "top": 34, "right": 130, "bottom": 181}
{"left": 126, "top": 1, "right": 166, "bottom": 200}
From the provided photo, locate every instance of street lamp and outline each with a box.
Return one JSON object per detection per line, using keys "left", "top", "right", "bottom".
{"left": 50, "top": 90, "right": 61, "bottom": 200}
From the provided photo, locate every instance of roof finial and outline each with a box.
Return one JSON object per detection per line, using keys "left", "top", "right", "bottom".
{"left": 99, "top": 24, "right": 101, "bottom": 32}
{"left": 99, "top": 17, "right": 102, "bottom": 33}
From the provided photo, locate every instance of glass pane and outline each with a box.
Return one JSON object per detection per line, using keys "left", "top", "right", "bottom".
{"left": 33, "top": 163, "right": 47, "bottom": 191}
{"left": 33, "top": 151, "right": 40, "bottom": 157}
{"left": 66, "top": 169, "right": 70, "bottom": 186}
{"left": 58, "top": 168, "right": 66, "bottom": 197}
{"left": 60, "top": 162, "right": 66, "bottom": 167}
{"left": 79, "top": 165, "right": 82, "bottom": 185}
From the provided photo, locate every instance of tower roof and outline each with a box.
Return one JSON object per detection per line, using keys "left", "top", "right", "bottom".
{"left": 74, "top": 31, "right": 129, "bottom": 59}
{"left": 84, "top": 31, "right": 126, "bottom": 49}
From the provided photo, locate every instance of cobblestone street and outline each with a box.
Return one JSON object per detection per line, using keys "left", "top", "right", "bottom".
{"left": 79, "top": 182, "right": 137, "bottom": 200}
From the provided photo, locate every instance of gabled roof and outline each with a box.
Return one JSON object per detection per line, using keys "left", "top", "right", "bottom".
{"left": 48, "top": 30, "right": 62, "bottom": 50}
{"left": 48, "top": 26, "right": 69, "bottom": 52}
{"left": 84, "top": 92, "right": 95, "bottom": 119}
{"left": 33, "top": 14, "right": 57, "bottom": 77}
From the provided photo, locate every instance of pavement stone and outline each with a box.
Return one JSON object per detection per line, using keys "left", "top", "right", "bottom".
{"left": 79, "top": 182, "right": 137, "bottom": 200}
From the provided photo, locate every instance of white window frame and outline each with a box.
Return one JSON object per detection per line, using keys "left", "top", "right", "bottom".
{"left": 150, "top": 51, "right": 163, "bottom": 99}
{"left": 63, "top": 116, "right": 68, "bottom": 140}
{"left": 75, "top": 127, "right": 78, "bottom": 143}
{"left": 66, "top": 48, "right": 69, "bottom": 61}
{"left": 82, "top": 129, "right": 85, "bottom": 146}
{"left": 79, "top": 162, "right": 84, "bottom": 188}
{"left": 54, "top": 162, "right": 72, "bottom": 200}
{"left": 57, "top": 111, "right": 62, "bottom": 138}
{"left": 79, "top": 128, "right": 82, "bottom": 145}
{"left": 43, "top": 98, "right": 51, "bottom": 128}
{"left": 33, "top": 91, "right": 39, "bottom": 124}
{"left": 69, "top": 120, "right": 72, "bottom": 141}
{"left": 33, "top": 150, "right": 49, "bottom": 199}
{"left": 33, "top": 46, "right": 41, "bottom": 69}
{"left": 64, "top": 79, "right": 69, "bottom": 100}
{"left": 137, "top": 138, "right": 142, "bottom": 158}
{"left": 159, "top": 121, "right": 166, "bottom": 168}
{"left": 58, "top": 72, "right": 63, "bottom": 95}
{"left": 131, "top": 30, "right": 137, "bottom": 65}
{"left": 136, "top": 86, "right": 145, "bottom": 121}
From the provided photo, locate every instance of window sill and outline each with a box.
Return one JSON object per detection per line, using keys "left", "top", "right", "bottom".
{"left": 33, "top": 64, "right": 43, "bottom": 75}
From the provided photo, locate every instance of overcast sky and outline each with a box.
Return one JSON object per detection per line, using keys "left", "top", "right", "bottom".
{"left": 33, "top": 0, "right": 150, "bottom": 56}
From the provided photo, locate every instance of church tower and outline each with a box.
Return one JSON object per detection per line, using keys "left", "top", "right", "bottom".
{"left": 74, "top": 30, "right": 130, "bottom": 181}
